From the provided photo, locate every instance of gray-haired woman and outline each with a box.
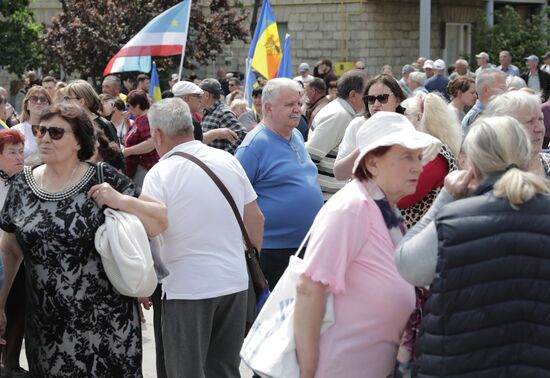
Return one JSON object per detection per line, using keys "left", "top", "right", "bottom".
{"left": 396, "top": 116, "right": 550, "bottom": 376}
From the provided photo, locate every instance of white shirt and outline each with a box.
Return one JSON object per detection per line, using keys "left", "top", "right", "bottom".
{"left": 293, "top": 74, "right": 315, "bottom": 84}
{"left": 142, "top": 140, "right": 257, "bottom": 300}
{"left": 12, "top": 121, "right": 41, "bottom": 166}
{"left": 335, "top": 115, "right": 366, "bottom": 162}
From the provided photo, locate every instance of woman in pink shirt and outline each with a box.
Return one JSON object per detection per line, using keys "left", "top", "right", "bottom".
{"left": 294, "top": 112, "right": 441, "bottom": 378}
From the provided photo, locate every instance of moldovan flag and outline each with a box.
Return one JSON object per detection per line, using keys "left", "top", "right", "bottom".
{"left": 103, "top": 0, "right": 192, "bottom": 76}
{"left": 149, "top": 62, "right": 162, "bottom": 103}
{"left": 249, "top": 0, "right": 282, "bottom": 80}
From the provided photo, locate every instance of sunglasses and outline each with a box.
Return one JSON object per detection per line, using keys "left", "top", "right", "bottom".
{"left": 32, "top": 125, "right": 73, "bottom": 140}
{"left": 28, "top": 96, "right": 49, "bottom": 104}
{"left": 365, "top": 94, "right": 391, "bottom": 105}
{"left": 63, "top": 96, "right": 80, "bottom": 101}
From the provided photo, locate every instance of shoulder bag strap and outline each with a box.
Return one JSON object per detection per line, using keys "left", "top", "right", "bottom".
{"left": 170, "top": 151, "right": 255, "bottom": 252}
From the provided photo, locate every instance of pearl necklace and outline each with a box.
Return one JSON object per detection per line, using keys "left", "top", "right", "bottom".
{"left": 40, "top": 163, "right": 81, "bottom": 193}
{"left": 26, "top": 165, "right": 94, "bottom": 201}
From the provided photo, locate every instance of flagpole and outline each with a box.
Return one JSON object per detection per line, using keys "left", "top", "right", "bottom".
{"left": 178, "top": 51, "right": 184, "bottom": 81}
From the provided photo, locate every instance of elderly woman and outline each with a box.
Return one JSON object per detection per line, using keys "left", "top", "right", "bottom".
{"left": 61, "top": 80, "right": 125, "bottom": 170}
{"left": 0, "top": 130, "right": 25, "bottom": 377}
{"left": 396, "top": 116, "right": 550, "bottom": 376}
{"left": 447, "top": 76, "right": 477, "bottom": 122}
{"left": 123, "top": 89, "right": 159, "bottom": 187}
{"left": 294, "top": 111, "right": 441, "bottom": 377}
{"left": 12, "top": 86, "right": 52, "bottom": 166}
{"left": 482, "top": 89, "right": 548, "bottom": 175}
{"left": 334, "top": 74, "right": 406, "bottom": 180}
{"left": 0, "top": 103, "right": 167, "bottom": 376}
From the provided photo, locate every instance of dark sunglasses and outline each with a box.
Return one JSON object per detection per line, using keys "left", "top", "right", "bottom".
{"left": 31, "top": 125, "right": 73, "bottom": 140}
{"left": 365, "top": 94, "right": 391, "bottom": 105}
{"left": 28, "top": 96, "right": 49, "bottom": 104}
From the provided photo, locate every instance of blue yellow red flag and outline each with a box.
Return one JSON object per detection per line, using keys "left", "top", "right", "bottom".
{"left": 277, "top": 33, "right": 292, "bottom": 78}
{"left": 249, "top": 0, "right": 282, "bottom": 80}
{"left": 149, "top": 61, "right": 162, "bottom": 103}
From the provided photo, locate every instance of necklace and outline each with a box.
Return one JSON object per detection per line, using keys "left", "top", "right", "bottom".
{"left": 40, "top": 163, "right": 81, "bottom": 193}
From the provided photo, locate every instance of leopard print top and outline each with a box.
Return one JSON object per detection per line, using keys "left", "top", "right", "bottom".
{"left": 401, "top": 144, "right": 458, "bottom": 228}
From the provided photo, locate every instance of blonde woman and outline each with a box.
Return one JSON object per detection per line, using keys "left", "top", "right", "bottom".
{"left": 396, "top": 116, "right": 550, "bottom": 376}
{"left": 398, "top": 93, "right": 461, "bottom": 227}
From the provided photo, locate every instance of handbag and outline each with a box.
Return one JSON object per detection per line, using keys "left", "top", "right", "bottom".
{"left": 94, "top": 162, "right": 158, "bottom": 297}
{"left": 240, "top": 231, "right": 335, "bottom": 378}
{"left": 171, "top": 152, "right": 269, "bottom": 294}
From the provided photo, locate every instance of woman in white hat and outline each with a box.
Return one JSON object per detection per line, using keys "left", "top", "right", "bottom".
{"left": 294, "top": 112, "right": 441, "bottom": 378}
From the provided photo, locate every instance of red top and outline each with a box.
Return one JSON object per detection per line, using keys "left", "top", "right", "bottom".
{"left": 124, "top": 114, "right": 159, "bottom": 178}
{"left": 398, "top": 154, "right": 449, "bottom": 208}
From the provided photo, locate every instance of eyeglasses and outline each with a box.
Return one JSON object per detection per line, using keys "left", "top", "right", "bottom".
{"left": 63, "top": 96, "right": 80, "bottom": 101}
{"left": 28, "top": 96, "right": 49, "bottom": 104}
{"left": 31, "top": 125, "right": 73, "bottom": 140}
{"left": 365, "top": 94, "right": 391, "bottom": 105}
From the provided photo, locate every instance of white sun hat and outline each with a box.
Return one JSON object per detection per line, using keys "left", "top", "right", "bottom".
{"left": 352, "top": 111, "right": 442, "bottom": 175}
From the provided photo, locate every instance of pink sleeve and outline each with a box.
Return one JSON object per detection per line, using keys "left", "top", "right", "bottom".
{"left": 302, "top": 203, "right": 371, "bottom": 294}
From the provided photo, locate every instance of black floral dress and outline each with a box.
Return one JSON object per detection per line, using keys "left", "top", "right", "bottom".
{"left": 0, "top": 163, "right": 142, "bottom": 377}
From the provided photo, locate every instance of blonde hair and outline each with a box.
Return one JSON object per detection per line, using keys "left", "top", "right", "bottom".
{"left": 62, "top": 79, "right": 102, "bottom": 114}
{"left": 464, "top": 116, "right": 550, "bottom": 207}
{"left": 20, "top": 86, "right": 52, "bottom": 122}
{"left": 419, "top": 93, "right": 461, "bottom": 156}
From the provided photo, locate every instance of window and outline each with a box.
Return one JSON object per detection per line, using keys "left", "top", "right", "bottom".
{"left": 444, "top": 23, "right": 472, "bottom": 64}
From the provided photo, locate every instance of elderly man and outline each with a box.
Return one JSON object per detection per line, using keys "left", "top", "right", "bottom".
{"left": 303, "top": 78, "right": 329, "bottom": 129}
{"left": 102, "top": 75, "right": 127, "bottom": 102}
{"left": 521, "top": 55, "right": 550, "bottom": 102}
{"left": 399, "top": 65, "right": 416, "bottom": 97}
{"left": 462, "top": 68, "right": 506, "bottom": 136}
{"left": 293, "top": 62, "right": 314, "bottom": 84}
{"left": 143, "top": 97, "right": 264, "bottom": 378}
{"left": 474, "top": 52, "right": 495, "bottom": 75}
{"left": 497, "top": 50, "right": 520, "bottom": 77}
{"left": 449, "top": 59, "right": 475, "bottom": 80}
{"left": 199, "top": 78, "right": 247, "bottom": 154}
{"left": 408, "top": 71, "right": 428, "bottom": 94}
{"left": 307, "top": 69, "right": 366, "bottom": 200}
{"left": 235, "top": 78, "right": 323, "bottom": 290}
{"left": 425, "top": 59, "right": 449, "bottom": 99}
{"left": 171, "top": 80, "right": 204, "bottom": 141}
{"left": 238, "top": 86, "right": 263, "bottom": 131}
{"left": 423, "top": 60, "right": 435, "bottom": 79}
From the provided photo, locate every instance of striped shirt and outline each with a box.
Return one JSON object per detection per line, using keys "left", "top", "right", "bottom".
{"left": 306, "top": 97, "right": 356, "bottom": 201}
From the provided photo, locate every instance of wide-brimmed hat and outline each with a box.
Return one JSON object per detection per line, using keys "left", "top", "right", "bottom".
{"left": 353, "top": 112, "right": 442, "bottom": 175}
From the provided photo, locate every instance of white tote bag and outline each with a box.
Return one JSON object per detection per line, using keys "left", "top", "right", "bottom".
{"left": 240, "top": 235, "right": 335, "bottom": 378}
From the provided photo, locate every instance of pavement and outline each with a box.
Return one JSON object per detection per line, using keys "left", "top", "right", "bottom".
{"left": 16, "top": 307, "right": 253, "bottom": 377}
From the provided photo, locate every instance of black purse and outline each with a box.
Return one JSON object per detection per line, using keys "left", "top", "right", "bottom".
{"left": 171, "top": 151, "right": 269, "bottom": 294}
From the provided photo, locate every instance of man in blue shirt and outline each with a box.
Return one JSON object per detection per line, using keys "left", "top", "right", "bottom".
{"left": 425, "top": 59, "right": 450, "bottom": 100}
{"left": 235, "top": 78, "right": 324, "bottom": 289}
{"left": 497, "top": 50, "right": 520, "bottom": 77}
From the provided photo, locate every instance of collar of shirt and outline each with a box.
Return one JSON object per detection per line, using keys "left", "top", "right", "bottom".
{"left": 161, "top": 140, "right": 203, "bottom": 161}
{"left": 335, "top": 96, "right": 356, "bottom": 116}
{"left": 204, "top": 100, "right": 222, "bottom": 116}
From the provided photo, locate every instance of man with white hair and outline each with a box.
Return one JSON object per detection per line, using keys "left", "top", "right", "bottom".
{"left": 449, "top": 59, "right": 475, "bottom": 80}
{"left": 102, "top": 75, "right": 127, "bottom": 102}
{"left": 399, "top": 65, "right": 416, "bottom": 97}
{"left": 143, "top": 97, "right": 264, "bottom": 378}
{"left": 407, "top": 71, "right": 428, "bottom": 94}
{"left": 462, "top": 68, "right": 506, "bottom": 136}
{"left": 235, "top": 78, "right": 323, "bottom": 289}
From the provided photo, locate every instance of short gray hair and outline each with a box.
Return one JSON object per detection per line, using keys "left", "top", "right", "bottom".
{"left": 337, "top": 69, "right": 367, "bottom": 99}
{"left": 483, "top": 89, "right": 540, "bottom": 122}
{"left": 475, "top": 68, "right": 505, "bottom": 91}
{"left": 103, "top": 75, "right": 121, "bottom": 89}
{"left": 148, "top": 97, "right": 194, "bottom": 137}
{"left": 262, "top": 78, "right": 302, "bottom": 114}
{"left": 455, "top": 59, "right": 469, "bottom": 68}
{"left": 409, "top": 71, "right": 426, "bottom": 86}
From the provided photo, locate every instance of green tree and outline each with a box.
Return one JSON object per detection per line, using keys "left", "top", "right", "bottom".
{"left": 0, "top": 0, "right": 42, "bottom": 75}
{"left": 473, "top": 6, "right": 550, "bottom": 70}
{"left": 41, "top": 0, "right": 249, "bottom": 85}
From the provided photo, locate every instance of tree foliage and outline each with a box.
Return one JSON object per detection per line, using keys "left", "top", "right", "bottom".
{"left": 473, "top": 6, "right": 550, "bottom": 70}
{"left": 41, "top": 0, "right": 249, "bottom": 82}
{"left": 0, "top": 0, "right": 42, "bottom": 75}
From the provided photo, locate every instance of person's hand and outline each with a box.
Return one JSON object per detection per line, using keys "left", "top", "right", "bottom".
{"left": 137, "top": 297, "right": 152, "bottom": 323}
{"left": 444, "top": 169, "right": 474, "bottom": 199}
{"left": 87, "top": 183, "right": 124, "bottom": 210}
{"left": 0, "top": 310, "right": 6, "bottom": 345}
{"left": 211, "top": 128, "right": 238, "bottom": 143}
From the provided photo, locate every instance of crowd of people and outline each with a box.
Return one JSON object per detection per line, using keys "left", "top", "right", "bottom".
{"left": 0, "top": 49, "right": 549, "bottom": 377}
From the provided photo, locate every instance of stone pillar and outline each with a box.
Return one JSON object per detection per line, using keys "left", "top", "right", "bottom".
{"left": 419, "top": 0, "right": 431, "bottom": 58}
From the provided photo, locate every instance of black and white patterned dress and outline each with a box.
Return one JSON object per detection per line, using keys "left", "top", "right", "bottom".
{"left": 0, "top": 163, "right": 142, "bottom": 377}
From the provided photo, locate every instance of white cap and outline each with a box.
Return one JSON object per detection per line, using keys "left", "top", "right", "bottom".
{"left": 475, "top": 52, "right": 490, "bottom": 60}
{"left": 433, "top": 59, "right": 446, "bottom": 70}
{"left": 298, "top": 62, "right": 310, "bottom": 72}
{"left": 172, "top": 81, "right": 204, "bottom": 97}
{"left": 353, "top": 112, "right": 442, "bottom": 175}
{"left": 423, "top": 59, "right": 435, "bottom": 69}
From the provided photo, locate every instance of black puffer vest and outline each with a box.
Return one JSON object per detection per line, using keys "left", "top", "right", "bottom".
{"left": 416, "top": 178, "right": 550, "bottom": 377}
